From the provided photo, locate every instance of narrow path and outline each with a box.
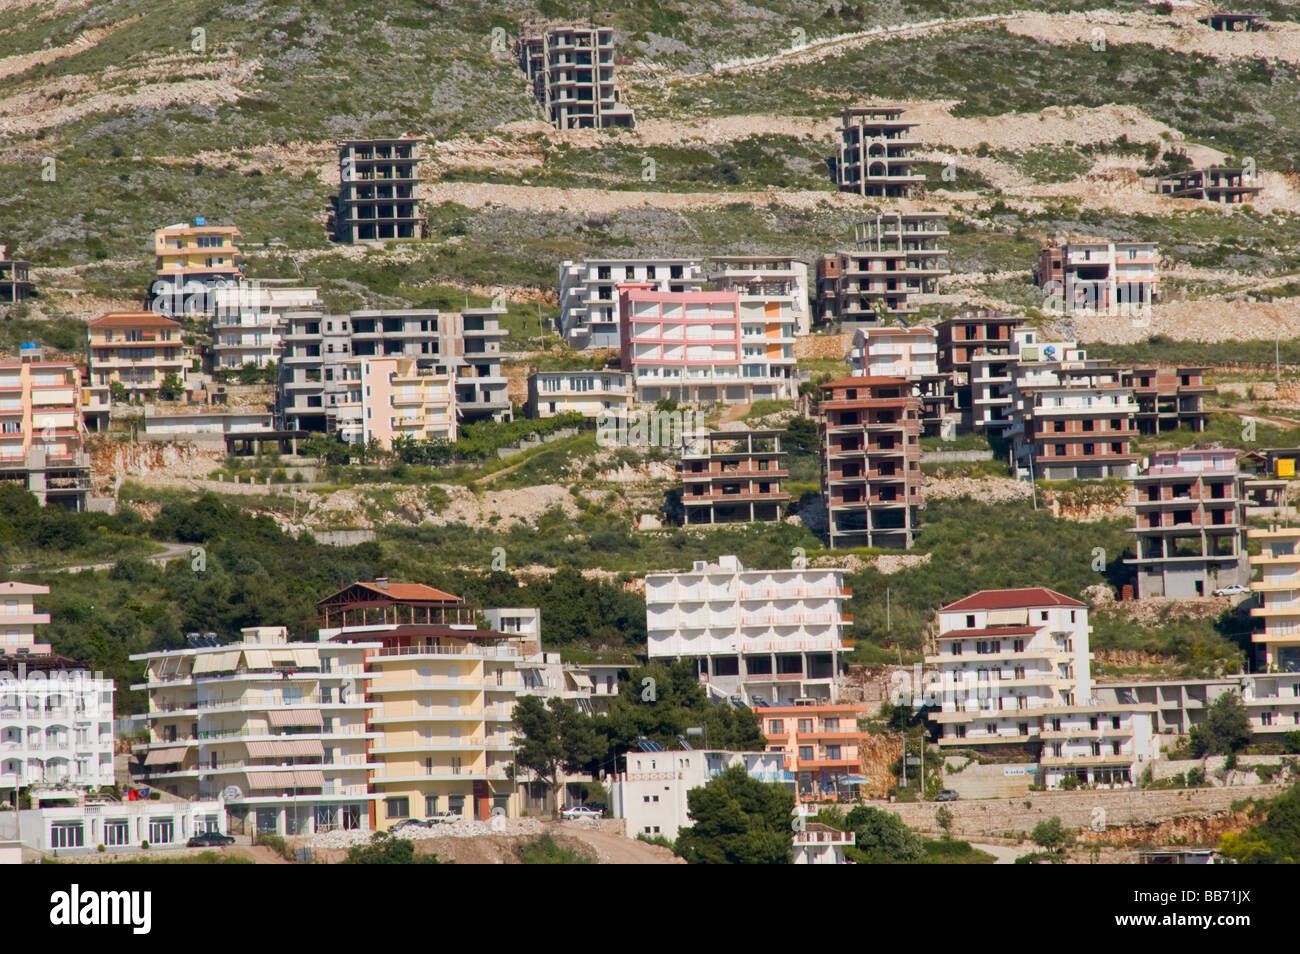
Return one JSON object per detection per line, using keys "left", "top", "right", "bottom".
{"left": 967, "top": 841, "right": 1022, "bottom": 865}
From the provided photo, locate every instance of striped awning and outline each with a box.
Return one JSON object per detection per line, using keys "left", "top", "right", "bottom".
{"left": 246, "top": 771, "right": 289, "bottom": 791}
{"left": 266, "top": 708, "right": 323, "bottom": 727}
{"left": 192, "top": 651, "right": 238, "bottom": 674}
{"left": 294, "top": 770, "right": 325, "bottom": 788}
{"left": 245, "top": 739, "right": 324, "bottom": 758}
{"left": 143, "top": 746, "right": 189, "bottom": 765}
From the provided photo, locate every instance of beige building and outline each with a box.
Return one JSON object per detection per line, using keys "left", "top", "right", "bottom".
{"left": 1246, "top": 527, "right": 1300, "bottom": 739}
{"left": 332, "top": 356, "right": 457, "bottom": 448}
{"left": 86, "top": 311, "right": 189, "bottom": 409}
{"left": 152, "top": 221, "right": 242, "bottom": 310}
{"left": 526, "top": 369, "right": 632, "bottom": 420}
{"left": 0, "top": 349, "right": 90, "bottom": 508}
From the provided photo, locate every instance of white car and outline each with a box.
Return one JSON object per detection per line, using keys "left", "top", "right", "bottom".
{"left": 427, "top": 811, "right": 461, "bottom": 824}
{"left": 562, "top": 806, "right": 603, "bottom": 821}
{"left": 1213, "top": 584, "right": 1250, "bottom": 597}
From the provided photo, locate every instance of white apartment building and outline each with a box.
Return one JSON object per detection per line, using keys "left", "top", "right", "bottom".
{"left": 619, "top": 286, "right": 796, "bottom": 405}
{"left": 708, "top": 256, "right": 812, "bottom": 336}
{"left": 928, "top": 587, "right": 1158, "bottom": 789}
{"left": 971, "top": 329, "right": 1086, "bottom": 435}
{"left": 848, "top": 326, "right": 939, "bottom": 379}
{"left": 793, "top": 823, "right": 856, "bottom": 864}
{"left": 129, "top": 626, "right": 380, "bottom": 837}
{"left": 1246, "top": 527, "right": 1300, "bottom": 738}
{"left": 0, "top": 582, "right": 115, "bottom": 792}
{"left": 610, "top": 748, "right": 789, "bottom": 842}
{"left": 526, "top": 369, "right": 633, "bottom": 420}
{"left": 211, "top": 283, "right": 322, "bottom": 371}
{"left": 482, "top": 608, "right": 621, "bottom": 715}
{"left": 644, "top": 556, "right": 851, "bottom": 705}
{"left": 558, "top": 258, "right": 702, "bottom": 348}
{"left": 4, "top": 796, "right": 227, "bottom": 854}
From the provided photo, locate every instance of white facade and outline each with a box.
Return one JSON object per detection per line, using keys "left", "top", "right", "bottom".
{"left": 610, "top": 748, "right": 788, "bottom": 842}
{"left": 211, "top": 283, "right": 321, "bottom": 370}
{"left": 708, "top": 256, "right": 812, "bottom": 336}
{"left": 129, "top": 626, "right": 380, "bottom": 836}
{"left": 793, "top": 823, "right": 855, "bottom": 864}
{"left": 4, "top": 797, "right": 226, "bottom": 853}
{"left": 928, "top": 588, "right": 1158, "bottom": 789}
{"left": 527, "top": 369, "right": 633, "bottom": 419}
{"left": 644, "top": 555, "right": 850, "bottom": 705}
{"left": 558, "top": 258, "right": 702, "bottom": 348}
{"left": 849, "top": 327, "right": 939, "bottom": 378}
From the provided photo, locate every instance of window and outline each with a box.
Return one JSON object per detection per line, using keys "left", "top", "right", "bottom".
{"left": 826, "top": 746, "right": 841, "bottom": 761}
{"left": 798, "top": 746, "right": 814, "bottom": 761}
{"left": 824, "top": 718, "right": 840, "bottom": 732}
{"left": 104, "top": 820, "right": 130, "bottom": 846}
{"left": 385, "top": 797, "right": 410, "bottom": 819}
{"left": 50, "top": 822, "right": 84, "bottom": 849}
{"left": 768, "top": 720, "right": 784, "bottom": 733}
{"left": 797, "top": 719, "right": 813, "bottom": 732}
{"left": 425, "top": 795, "right": 440, "bottom": 817}
{"left": 148, "top": 818, "right": 175, "bottom": 844}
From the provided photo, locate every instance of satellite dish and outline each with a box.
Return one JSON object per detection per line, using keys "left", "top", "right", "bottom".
{"left": 221, "top": 785, "right": 242, "bottom": 801}
{"left": 490, "top": 806, "right": 506, "bottom": 817}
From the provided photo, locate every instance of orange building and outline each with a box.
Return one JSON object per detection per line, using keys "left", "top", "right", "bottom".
{"left": 760, "top": 703, "right": 872, "bottom": 801}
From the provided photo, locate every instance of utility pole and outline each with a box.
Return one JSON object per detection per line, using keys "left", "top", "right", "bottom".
{"left": 1028, "top": 447, "right": 1038, "bottom": 510}
{"left": 886, "top": 587, "right": 891, "bottom": 633}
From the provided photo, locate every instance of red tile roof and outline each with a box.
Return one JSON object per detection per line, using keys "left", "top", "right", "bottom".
{"left": 936, "top": 625, "right": 1042, "bottom": 639}
{"left": 355, "top": 581, "right": 461, "bottom": 602}
{"left": 940, "top": 588, "right": 1085, "bottom": 612}
{"left": 821, "top": 376, "right": 910, "bottom": 390}
{"left": 88, "top": 311, "right": 180, "bottom": 329}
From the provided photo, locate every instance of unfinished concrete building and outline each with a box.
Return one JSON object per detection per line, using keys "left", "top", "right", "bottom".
{"left": 336, "top": 138, "right": 425, "bottom": 243}
{"left": 1124, "top": 365, "right": 1210, "bottom": 435}
{"left": 1126, "top": 449, "right": 1248, "bottom": 599}
{"left": 936, "top": 310, "right": 1025, "bottom": 429}
{"left": 816, "top": 213, "right": 949, "bottom": 325}
{"left": 1035, "top": 241, "right": 1159, "bottom": 316}
{"left": 834, "top": 106, "right": 924, "bottom": 197}
{"left": 0, "top": 246, "right": 34, "bottom": 303}
{"left": 1197, "top": 12, "right": 1264, "bottom": 31}
{"left": 820, "top": 376, "right": 922, "bottom": 549}
{"left": 1156, "top": 166, "right": 1261, "bottom": 204}
{"left": 516, "top": 24, "right": 634, "bottom": 130}
{"left": 678, "top": 429, "right": 790, "bottom": 526}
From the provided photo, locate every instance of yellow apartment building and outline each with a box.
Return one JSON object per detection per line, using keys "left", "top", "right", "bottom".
{"left": 316, "top": 580, "right": 531, "bottom": 826}
{"left": 153, "top": 221, "right": 243, "bottom": 302}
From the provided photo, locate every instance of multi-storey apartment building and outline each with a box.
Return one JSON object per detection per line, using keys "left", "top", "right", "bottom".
{"left": 929, "top": 587, "right": 1159, "bottom": 789}
{"left": 848, "top": 326, "right": 954, "bottom": 435}
{"left": 936, "top": 309, "right": 1023, "bottom": 427}
{"left": 761, "top": 703, "right": 872, "bottom": 801}
{"left": 558, "top": 258, "right": 702, "bottom": 348}
{"left": 152, "top": 220, "right": 242, "bottom": 306}
{"left": 610, "top": 749, "right": 788, "bottom": 842}
{"left": 331, "top": 357, "right": 457, "bottom": 448}
{"left": 969, "top": 329, "right": 1084, "bottom": 437}
{"left": 1126, "top": 449, "right": 1248, "bottom": 599}
{"left": 1124, "top": 365, "right": 1210, "bottom": 434}
{"left": 279, "top": 307, "right": 508, "bottom": 433}
{"left": 1001, "top": 332, "right": 1138, "bottom": 481}
{"left": 130, "top": 626, "right": 379, "bottom": 837}
{"left": 707, "top": 256, "right": 812, "bottom": 336}
{"left": 1093, "top": 677, "right": 1238, "bottom": 737}
{"left": 618, "top": 284, "right": 795, "bottom": 404}
{"left": 516, "top": 25, "right": 635, "bottom": 130}
{"left": 8, "top": 796, "right": 227, "bottom": 854}
{"left": 677, "top": 428, "right": 790, "bottom": 526}
{"left": 526, "top": 369, "right": 632, "bottom": 420}
{"left": 834, "top": 106, "right": 924, "bottom": 197}
{"left": 1156, "top": 166, "right": 1261, "bottom": 204}
{"left": 210, "top": 283, "right": 322, "bottom": 371}
{"left": 0, "top": 582, "right": 115, "bottom": 792}
{"left": 0, "top": 245, "right": 34, "bottom": 303}
{"left": 317, "top": 581, "right": 528, "bottom": 825}
{"left": 0, "top": 349, "right": 90, "bottom": 509}
{"left": 1035, "top": 240, "right": 1159, "bottom": 315}
{"left": 1246, "top": 527, "right": 1300, "bottom": 739}
{"left": 819, "top": 376, "right": 923, "bottom": 549}
{"left": 336, "top": 138, "right": 425, "bottom": 243}
{"left": 644, "top": 555, "right": 852, "bottom": 705}
{"left": 86, "top": 311, "right": 189, "bottom": 410}
{"left": 816, "top": 213, "right": 949, "bottom": 324}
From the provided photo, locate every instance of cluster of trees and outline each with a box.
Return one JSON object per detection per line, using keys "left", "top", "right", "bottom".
{"left": 1219, "top": 782, "right": 1300, "bottom": 864}
{"left": 512, "top": 660, "right": 766, "bottom": 814}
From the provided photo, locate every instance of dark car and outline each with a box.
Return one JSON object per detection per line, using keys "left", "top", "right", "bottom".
{"left": 390, "top": 819, "right": 429, "bottom": 832}
{"left": 934, "top": 790, "right": 959, "bottom": 802}
{"left": 187, "top": 831, "right": 235, "bottom": 848}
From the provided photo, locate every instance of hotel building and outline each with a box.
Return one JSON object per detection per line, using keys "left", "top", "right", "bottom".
{"left": 86, "top": 311, "right": 189, "bottom": 409}
{"left": 761, "top": 702, "right": 873, "bottom": 802}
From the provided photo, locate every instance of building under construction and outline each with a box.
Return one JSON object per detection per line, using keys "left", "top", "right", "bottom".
{"left": 816, "top": 213, "right": 949, "bottom": 325}
{"left": 834, "top": 106, "right": 924, "bottom": 197}
{"left": 516, "top": 23, "right": 635, "bottom": 130}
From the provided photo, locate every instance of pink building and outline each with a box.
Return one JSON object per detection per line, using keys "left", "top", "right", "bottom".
{"left": 617, "top": 283, "right": 794, "bottom": 405}
{"left": 0, "top": 349, "right": 90, "bottom": 508}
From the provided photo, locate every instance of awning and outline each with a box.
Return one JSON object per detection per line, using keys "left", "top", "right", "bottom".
{"left": 986, "top": 609, "right": 1030, "bottom": 626}
{"left": 143, "top": 746, "right": 189, "bottom": 765}
{"left": 267, "top": 648, "right": 316, "bottom": 667}
{"left": 241, "top": 649, "right": 272, "bottom": 670}
{"left": 267, "top": 708, "right": 323, "bottom": 727}
{"left": 567, "top": 672, "right": 594, "bottom": 690}
{"left": 837, "top": 775, "right": 871, "bottom": 785}
{"left": 246, "top": 771, "right": 288, "bottom": 791}
{"left": 246, "top": 739, "right": 325, "bottom": 758}
{"left": 294, "top": 770, "right": 325, "bottom": 788}
{"left": 192, "top": 651, "right": 238, "bottom": 674}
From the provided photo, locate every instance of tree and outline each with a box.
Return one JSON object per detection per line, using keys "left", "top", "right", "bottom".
{"left": 1219, "top": 782, "right": 1300, "bottom": 864}
{"left": 675, "top": 764, "right": 794, "bottom": 864}
{"left": 511, "top": 696, "right": 607, "bottom": 819}
{"left": 1031, "top": 816, "right": 1070, "bottom": 853}
{"left": 1189, "top": 692, "right": 1252, "bottom": 757}
{"left": 343, "top": 831, "right": 442, "bottom": 864}
{"left": 843, "top": 805, "right": 924, "bottom": 862}
{"left": 158, "top": 373, "right": 185, "bottom": 401}
{"left": 936, "top": 805, "right": 954, "bottom": 840}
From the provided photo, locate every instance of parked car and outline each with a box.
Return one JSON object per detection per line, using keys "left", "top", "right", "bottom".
{"left": 562, "top": 805, "right": 603, "bottom": 820}
{"left": 390, "top": 818, "right": 429, "bottom": 832}
{"left": 187, "top": 831, "right": 235, "bottom": 848}
{"left": 427, "top": 811, "right": 461, "bottom": 824}
{"left": 1213, "top": 584, "right": 1250, "bottom": 597}
{"left": 934, "top": 790, "right": 959, "bottom": 802}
